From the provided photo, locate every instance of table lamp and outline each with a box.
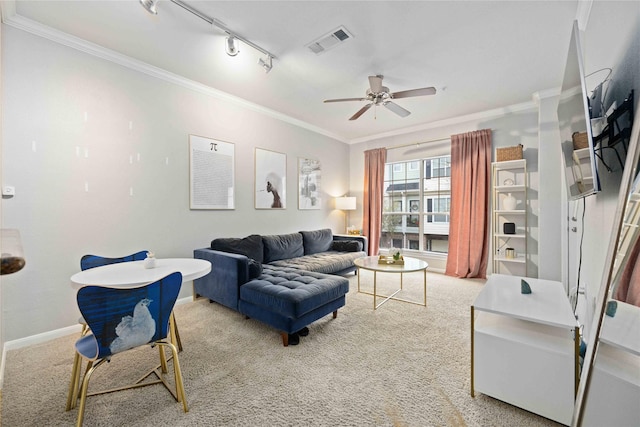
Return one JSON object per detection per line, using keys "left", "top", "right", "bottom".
{"left": 335, "top": 196, "right": 356, "bottom": 234}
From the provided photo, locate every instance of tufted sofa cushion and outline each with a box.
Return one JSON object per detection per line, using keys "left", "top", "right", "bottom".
{"left": 262, "top": 232, "right": 304, "bottom": 263}
{"left": 268, "top": 251, "right": 365, "bottom": 275}
{"left": 240, "top": 266, "right": 349, "bottom": 318}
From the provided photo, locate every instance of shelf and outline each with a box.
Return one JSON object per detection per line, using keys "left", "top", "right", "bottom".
{"left": 494, "top": 234, "right": 525, "bottom": 238}
{"left": 494, "top": 210, "right": 526, "bottom": 214}
{"left": 493, "top": 159, "right": 526, "bottom": 170}
{"left": 494, "top": 256, "right": 526, "bottom": 263}
{"left": 495, "top": 185, "right": 526, "bottom": 192}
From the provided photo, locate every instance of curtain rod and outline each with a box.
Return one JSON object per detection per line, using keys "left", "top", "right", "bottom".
{"left": 386, "top": 136, "right": 451, "bottom": 151}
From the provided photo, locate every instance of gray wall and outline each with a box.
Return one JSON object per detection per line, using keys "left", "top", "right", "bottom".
{"left": 0, "top": 26, "right": 350, "bottom": 342}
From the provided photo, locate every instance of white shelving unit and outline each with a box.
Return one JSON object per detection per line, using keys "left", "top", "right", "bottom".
{"left": 491, "top": 159, "right": 528, "bottom": 275}
{"left": 572, "top": 147, "right": 595, "bottom": 194}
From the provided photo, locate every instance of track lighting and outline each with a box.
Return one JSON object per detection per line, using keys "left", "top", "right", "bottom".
{"left": 225, "top": 35, "right": 239, "bottom": 57}
{"left": 142, "top": 0, "right": 276, "bottom": 71}
{"left": 139, "top": 0, "right": 159, "bottom": 15}
{"left": 258, "top": 55, "right": 273, "bottom": 73}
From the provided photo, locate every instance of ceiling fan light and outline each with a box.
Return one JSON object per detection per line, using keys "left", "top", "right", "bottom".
{"left": 139, "top": 0, "right": 159, "bottom": 15}
{"left": 225, "top": 36, "right": 239, "bottom": 57}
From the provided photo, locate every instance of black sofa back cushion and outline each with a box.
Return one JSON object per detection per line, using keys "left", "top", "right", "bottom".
{"left": 300, "top": 229, "right": 333, "bottom": 255}
{"left": 262, "top": 232, "right": 304, "bottom": 263}
{"left": 211, "top": 234, "right": 264, "bottom": 264}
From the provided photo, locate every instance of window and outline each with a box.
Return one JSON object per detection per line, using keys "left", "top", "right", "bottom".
{"left": 381, "top": 155, "right": 451, "bottom": 254}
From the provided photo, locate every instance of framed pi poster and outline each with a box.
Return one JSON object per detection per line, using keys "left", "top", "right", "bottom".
{"left": 189, "top": 135, "right": 235, "bottom": 209}
{"left": 298, "top": 158, "right": 321, "bottom": 210}
{"left": 255, "top": 148, "right": 286, "bottom": 209}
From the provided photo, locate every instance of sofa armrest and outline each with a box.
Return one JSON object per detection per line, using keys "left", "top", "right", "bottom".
{"left": 333, "top": 234, "right": 369, "bottom": 255}
{"left": 193, "top": 248, "right": 250, "bottom": 311}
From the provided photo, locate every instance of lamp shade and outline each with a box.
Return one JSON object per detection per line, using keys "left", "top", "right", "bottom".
{"left": 335, "top": 196, "right": 356, "bottom": 211}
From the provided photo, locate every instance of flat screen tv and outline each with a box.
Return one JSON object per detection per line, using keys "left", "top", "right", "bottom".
{"left": 557, "top": 20, "right": 601, "bottom": 200}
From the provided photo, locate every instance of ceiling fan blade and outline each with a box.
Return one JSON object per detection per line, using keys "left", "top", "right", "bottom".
{"left": 324, "top": 97, "right": 367, "bottom": 103}
{"left": 349, "top": 103, "right": 373, "bottom": 121}
{"left": 384, "top": 101, "right": 411, "bottom": 118}
{"left": 391, "top": 87, "right": 437, "bottom": 99}
{"left": 368, "top": 75, "right": 383, "bottom": 93}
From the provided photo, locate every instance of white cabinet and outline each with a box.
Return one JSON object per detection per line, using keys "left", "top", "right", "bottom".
{"left": 471, "top": 274, "right": 580, "bottom": 426}
{"left": 491, "top": 159, "right": 528, "bottom": 275}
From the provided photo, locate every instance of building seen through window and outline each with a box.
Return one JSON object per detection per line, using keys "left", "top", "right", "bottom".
{"left": 381, "top": 156, "right": 451, "bottom": 253}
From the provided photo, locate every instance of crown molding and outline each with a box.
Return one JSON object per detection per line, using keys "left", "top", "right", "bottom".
{"left": 348, "top": 98, "right": 538, "bottom": 145}
{"left": 1, "top": 11, "right": 349, "bottom": 144}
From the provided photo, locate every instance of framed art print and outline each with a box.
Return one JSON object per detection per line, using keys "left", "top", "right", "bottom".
{"left": 255, "top": 148, "right": 286, "bottom": 209}
{"left": 189, "top": 135, "right": 235, "bottom": 209}
{"left": 298, "top": 157, "right": 321, "bottom": 210}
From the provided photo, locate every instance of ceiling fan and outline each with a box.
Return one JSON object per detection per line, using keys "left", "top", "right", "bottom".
{"left": 324, "top": 75, "right": 436, "bottom": 121}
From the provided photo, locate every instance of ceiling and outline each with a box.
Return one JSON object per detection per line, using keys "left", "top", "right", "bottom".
{"left": 3, "top": 1, "right": 582, "bottom": 143}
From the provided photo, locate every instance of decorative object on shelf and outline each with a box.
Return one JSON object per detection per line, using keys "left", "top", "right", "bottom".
{"left": 521, "top": 279, "right": 532, "bottom": 294}
{"left": 496, "top": 144, "right": 523, "bottom": 161}
{"left": 572, "top": 132, "right": 589, "bottom": 150}
{"left": 605, "top": 300, "right": 617, "bottom": 317}
{"left": 1, "top": 229, "right": 25, "bottom": 275}
{"left": 143, "top": 252, "right": 157, "bottom": 269}
{"left": 503, "top": 178, "right": 514, "bottom": 186}
{"left": 502, "top": 193, "right": 517, "bottom": 210}
{"left": 505, "top": 248, "right": 516, "bottom": 259}
{"left": 503, "top": 222, "right": 516, "bottom": 234}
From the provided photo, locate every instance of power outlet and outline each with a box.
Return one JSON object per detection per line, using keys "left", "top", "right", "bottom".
{"left": 2, "top": 186, "right": 15, "bottom": 196}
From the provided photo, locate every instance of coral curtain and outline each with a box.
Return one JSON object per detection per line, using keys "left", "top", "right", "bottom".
{"left": 614, "top": 233, "right": 640, "bottom": 306}
{"left": 445, "top": 129, "right": 492, "bottom": 279}
{"left": 362, "top": 148, "right": 387, "bottom": 255}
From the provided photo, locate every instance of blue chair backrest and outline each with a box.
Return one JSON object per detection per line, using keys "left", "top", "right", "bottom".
{"left": 81, "top": 251, "right": 148, "bottom": 271}
{"left": 76, "top": 272, "right": 182, "bottom": 359}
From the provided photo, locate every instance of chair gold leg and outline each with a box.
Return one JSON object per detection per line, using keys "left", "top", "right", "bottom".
{"left": 67, "top": 323, "right": 90, "bottom": 411}
{"left": 164, "top": 342, "right": 188, "bottom": 412}
{"left": 76, "top": 359, "right": 103, "bottom": 427}
{"left": 158, "top": 345, "right": 168, "bottom": 374}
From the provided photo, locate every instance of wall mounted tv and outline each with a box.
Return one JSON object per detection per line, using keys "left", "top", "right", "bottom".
{"left": 557, "top": 20, "right": 601, "bottom": 200}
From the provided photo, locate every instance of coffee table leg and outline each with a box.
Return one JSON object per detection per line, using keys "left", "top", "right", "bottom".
{"left": 357, "top": 267, "right": 361, "bottom": 292}
{"left": 373, "top": 270, "right": 377, "bottom": 310}
{"left": 423, "top": 269, "right": 427, "bottom": 306}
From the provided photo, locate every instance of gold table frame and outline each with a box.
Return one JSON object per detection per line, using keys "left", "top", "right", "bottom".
{"left": 354, "top": 256, "right": 429, "bottom": 310}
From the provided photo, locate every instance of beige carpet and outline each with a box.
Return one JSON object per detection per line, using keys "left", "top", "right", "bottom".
{"left": 2, "top": 272, "right": 562, "bottom": 426}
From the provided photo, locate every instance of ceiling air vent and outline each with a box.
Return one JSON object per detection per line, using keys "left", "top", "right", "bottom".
{"left": 306, "top": 26, "right": 353, "bottom": 55}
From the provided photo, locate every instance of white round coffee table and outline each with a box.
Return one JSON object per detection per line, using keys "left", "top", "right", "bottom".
{"left": 354, "top": 256, "right": 428, "bottom": 310}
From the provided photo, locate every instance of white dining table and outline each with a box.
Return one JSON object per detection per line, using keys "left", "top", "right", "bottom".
{"left": 70, "top": 258, "right": 211, "bottom": 290}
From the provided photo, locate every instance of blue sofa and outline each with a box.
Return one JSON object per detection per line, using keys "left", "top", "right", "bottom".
{"left": 193, "top": 229, "right": 367, "bottom": 346}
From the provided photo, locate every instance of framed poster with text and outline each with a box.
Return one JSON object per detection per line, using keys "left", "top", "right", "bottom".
{"left": 189, "top": 135, "right": 235, "bottom": 209}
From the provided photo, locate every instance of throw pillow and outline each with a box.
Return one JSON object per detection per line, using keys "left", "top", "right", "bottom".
{"left": 331, "top": 240, "right": 363, "bottom": 252}
{"left": 247, "top": 258, "right": 263, "bottom": 280}
{"left": 210, "top": 234, "right": 264, "bottom": 264}
{"left": 262, "top": 232, "right": 304, "bottom": 263}
{"left": 300, "top": 229, "right": 333, "bottom": 255}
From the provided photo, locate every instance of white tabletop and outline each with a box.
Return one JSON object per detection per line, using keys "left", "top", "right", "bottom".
{"left": 599, "top": 300, "right": 640, "bottom": 356}
{"left": 70, "top": 258, "right": 211, "bottom": 290}
{"left": 473, "top": 274, "right": 578, "bottom": 329}
{"left": 354, "top": 256, "right": 428, "bottom": 273}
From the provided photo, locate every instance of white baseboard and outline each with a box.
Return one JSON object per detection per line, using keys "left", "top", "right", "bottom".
{"left": 0, "top": 296, "right": 193, "bottom": 390}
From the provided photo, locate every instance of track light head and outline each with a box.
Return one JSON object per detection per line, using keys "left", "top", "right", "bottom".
{"left": 225, "top": 36, "right": 239, "bottom": 57}
{"left": 258, "top": 55, "right": 273, "bottom": 73}
{"left": 139, "top": 0, "right": 159, "bottom": 15}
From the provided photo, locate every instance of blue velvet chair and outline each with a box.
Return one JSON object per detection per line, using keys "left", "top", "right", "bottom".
{"left": 70, "top": 272, "right": 187, "bottom": 426}
{"left": 66, "top": 250, "right": 149, "bottom": 411}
